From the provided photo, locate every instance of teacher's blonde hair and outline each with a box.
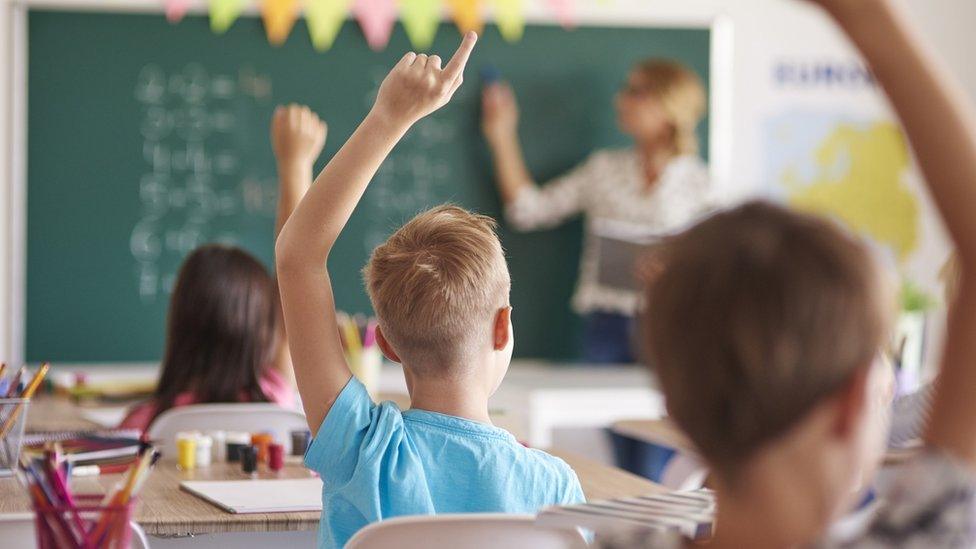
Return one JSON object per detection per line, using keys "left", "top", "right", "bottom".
{"left": 634, "top": 59, "right": 706, "bottom": 156}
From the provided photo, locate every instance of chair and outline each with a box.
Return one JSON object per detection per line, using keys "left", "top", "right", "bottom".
{"left": 345, "top": 514, "right": 588, "bottom": 549}
{"left": 659, "top": 453, "right": 708, "bottom": 491}
{"left": 0, "top": 513, "right": 151, "bottom": 548}
{"left": 611, "top": 419, "right": 709, "bottom": 491}
{"left": 146, "top": 403, "right": 308, "bottom": 457}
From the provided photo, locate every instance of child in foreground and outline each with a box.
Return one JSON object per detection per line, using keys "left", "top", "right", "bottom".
{"left": 120, "top": 104, "right": 326, "bottom": 432}
{"left": 275, "top": 33, "right": 584, "bottom": 549}
{"left": 601, "top": 0, "right": 976, "bottom": 547}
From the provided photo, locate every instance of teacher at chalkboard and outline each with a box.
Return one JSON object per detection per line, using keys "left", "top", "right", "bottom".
{"left": 481, "top": 59, "right": 716, "bottom": 363}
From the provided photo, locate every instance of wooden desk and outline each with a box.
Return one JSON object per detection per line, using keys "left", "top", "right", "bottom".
{"left": 0, "top": 451, "right": 664, "bottom": 537}
{"left": 550, "top": 449, "right": 666, "bottom": 500}
{"left": 7, "top": 395, "right": 665, "bottom": 537}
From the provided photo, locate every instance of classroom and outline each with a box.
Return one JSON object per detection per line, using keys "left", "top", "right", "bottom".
{"left": 2, "top": 0, "right": 976, "bottom": 547}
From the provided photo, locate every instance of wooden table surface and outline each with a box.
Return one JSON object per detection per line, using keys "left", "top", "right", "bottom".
{"left": 0, "top": 453, "right": 664, "bottom": 536}
{"left": 5, "top": 396, "right": 665, "bottom": 536}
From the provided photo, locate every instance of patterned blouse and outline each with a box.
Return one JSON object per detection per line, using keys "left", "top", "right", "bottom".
{"left": 505, "top": 149, "right": 714, "bottom": 316}
{"left": 596, "top": 450, "right": 976, "bottom": 549}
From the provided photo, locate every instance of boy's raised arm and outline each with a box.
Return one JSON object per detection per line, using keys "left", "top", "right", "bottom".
{"left": 814, "top": 0, "right": 976, "bottom": 466}
{"left": 275, "top": 33, "right": 478, "bottom": 434}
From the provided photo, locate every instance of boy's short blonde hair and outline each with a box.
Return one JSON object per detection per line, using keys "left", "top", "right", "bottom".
{"left": 644, "top": 201, "right": 890, "bottom": 481}
{"left": 363, "top": 205, "right": 511, "bottom": 373}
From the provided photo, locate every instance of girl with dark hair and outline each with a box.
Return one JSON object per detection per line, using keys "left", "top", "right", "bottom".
{"left": 120, "top": 104, "right": 327, "bottom": 431}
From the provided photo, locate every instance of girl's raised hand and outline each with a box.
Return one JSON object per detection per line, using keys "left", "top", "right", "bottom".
{"left": 272, "top": 104, "right": 327, "bottom": 167}
{"left": 371, "top": 32, "right": 478, "bottom": 127}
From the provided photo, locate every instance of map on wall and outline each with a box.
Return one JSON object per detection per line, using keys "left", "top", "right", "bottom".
{"left": 764, "top": 110, "right": 923, "bottom": 269}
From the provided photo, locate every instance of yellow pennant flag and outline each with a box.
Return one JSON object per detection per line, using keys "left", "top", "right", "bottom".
{"left": 306, "top": 0, "right": 353, "bottom": 51}
{"left": 447, "top": 0, "right": 483, "bottom": 35}
{"left": 492, "top": 0, "right": 523, "bottom": 42}
{"left": 210, "top": 0, "right": 245, "bottom": 34}
{"left": 400, "top": 0, "right": 441, "bottom": 50}
{"left": 263, "top": 0, "right": 301, "bottom": 45}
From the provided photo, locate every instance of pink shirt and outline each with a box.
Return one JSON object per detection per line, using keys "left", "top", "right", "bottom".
{"left": 119, "top": 367, "right": 296, "bottom": 433}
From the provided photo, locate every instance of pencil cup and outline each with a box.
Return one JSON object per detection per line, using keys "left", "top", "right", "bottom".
{"left": 33, "top": 494, "right": 135, "bottom": 549}
{"left": 0, "top": 398, "right": 30, "bottom": 478}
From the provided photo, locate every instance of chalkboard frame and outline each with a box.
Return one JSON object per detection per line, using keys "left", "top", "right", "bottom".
{"left": 2, "top": 1, "right": 734, "bottom": 366}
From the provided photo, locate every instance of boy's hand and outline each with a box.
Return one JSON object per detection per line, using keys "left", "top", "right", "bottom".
{"left": 371, "top": 32, "right": 478, "bottom": 127}
{"left": 481, "top": 82, "right": 519, "bottom": 145}
{"left": 272, "top": 104, "right": 327, "bottom": 168}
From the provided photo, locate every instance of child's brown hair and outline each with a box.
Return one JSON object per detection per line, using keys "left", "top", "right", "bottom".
{"left": 644, "top": 201, "right": 891, "bottom": 480}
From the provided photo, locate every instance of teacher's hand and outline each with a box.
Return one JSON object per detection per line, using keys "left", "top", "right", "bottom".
{"left": 481, "top": 82, "right": 519, "bottom": 146}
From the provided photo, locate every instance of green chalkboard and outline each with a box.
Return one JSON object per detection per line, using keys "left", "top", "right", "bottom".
{"left": 26, "top": 10, "right": 710, "bottom": 362}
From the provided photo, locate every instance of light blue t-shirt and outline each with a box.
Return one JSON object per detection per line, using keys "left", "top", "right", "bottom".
{"left": 305, "top": 377, "right": 586, "bottom": 548}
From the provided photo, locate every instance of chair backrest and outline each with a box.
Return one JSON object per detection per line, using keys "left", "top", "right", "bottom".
{"left": 660, "top": 453, "right": 708, "bottom": 492}
{"left": 345, "top": 514, "right": 588, "bottom": 549}
{"left": 0, "top": 513, "right": 151, "bottom": 549}
{"left": 146, "top": 403, "right": 308, "bottom": 457}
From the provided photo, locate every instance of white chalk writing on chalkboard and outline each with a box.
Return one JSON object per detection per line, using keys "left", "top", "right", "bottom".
{"left": 131, "top": 63, "right": 272, "bottom": 303}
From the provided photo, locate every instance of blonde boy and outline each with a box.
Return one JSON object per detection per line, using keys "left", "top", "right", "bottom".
{"left": 275, "top": 34, "right": 584, "bottom": 549}
{"left": 600, "top": 0, "right": 976, "bottom": 547}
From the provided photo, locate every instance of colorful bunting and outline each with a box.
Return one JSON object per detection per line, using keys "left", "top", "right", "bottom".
{"left": 447, "top": 0, "right": 483, "bottom": 35}
{"left": 492, "top": 0, "right": 523, "bottom": 42}
{"left": 210, "top": 0, "right": 245, "bottom": 33}
{"left": 306, "top": 0, "right": 353, "bottom": 51}
{"left": 400, "top": 0, "right": 442, "bottom": 50}
{"left": 545, "top": 0, "right": 575, "bottom": 29}
{"left": 199, "top": 0, "right": 580, "bottom": 48}
{"left": 165, "top": 0, "right": 190, "bottom": 23}
{"left": 354, "top": 0, "right": 398, "bottom": 51}
{"left": 262, "top": 0, "right": 301, "bottom": 45}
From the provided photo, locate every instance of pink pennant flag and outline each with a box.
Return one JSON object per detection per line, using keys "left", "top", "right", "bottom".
{"left": 166, "top": 0, "right": 190, "bottom": 23}
{"left": 545, "top": 0, "right": 575, "bottom": 29}
{"left": 354, "top": 0, "right": 398, "bottom": 51}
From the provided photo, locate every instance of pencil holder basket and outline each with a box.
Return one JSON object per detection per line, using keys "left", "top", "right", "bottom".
{"left": 33, "top": 494, "right": 135, "bottom": 549}
{"left": 0, "top": 398, "right": 30, "bottom": 477}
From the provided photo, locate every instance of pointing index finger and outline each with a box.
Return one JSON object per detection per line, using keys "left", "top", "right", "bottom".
{"left": 442, "top": 31, "right": 478, "bottom": 83}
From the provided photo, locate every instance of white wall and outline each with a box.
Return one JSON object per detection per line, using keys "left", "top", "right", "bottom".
{"left": 1, "top": 0, "right": 974, "bottom": 361}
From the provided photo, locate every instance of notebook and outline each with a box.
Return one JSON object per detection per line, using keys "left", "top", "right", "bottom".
{"left": 537, "top": 489, "right": 715, "bottom": 540}
{"left": 180, "top": 478, "right": 324, "bottom": 513}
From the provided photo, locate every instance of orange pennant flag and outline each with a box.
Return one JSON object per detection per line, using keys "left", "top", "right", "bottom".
{"left": 263, "top": 0, "right": 301, "bottom": 45}
{"left": 447, "top": 0, "right": 483, "bottom": 35}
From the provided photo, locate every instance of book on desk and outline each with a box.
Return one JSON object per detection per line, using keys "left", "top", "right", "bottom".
{"left": 537, "top": 488, "right": 714, "bottom": 540}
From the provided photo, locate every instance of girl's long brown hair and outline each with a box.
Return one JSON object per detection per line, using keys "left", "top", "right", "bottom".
{"left": 149, "top": 244, "right": 279, "bottom": 425}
